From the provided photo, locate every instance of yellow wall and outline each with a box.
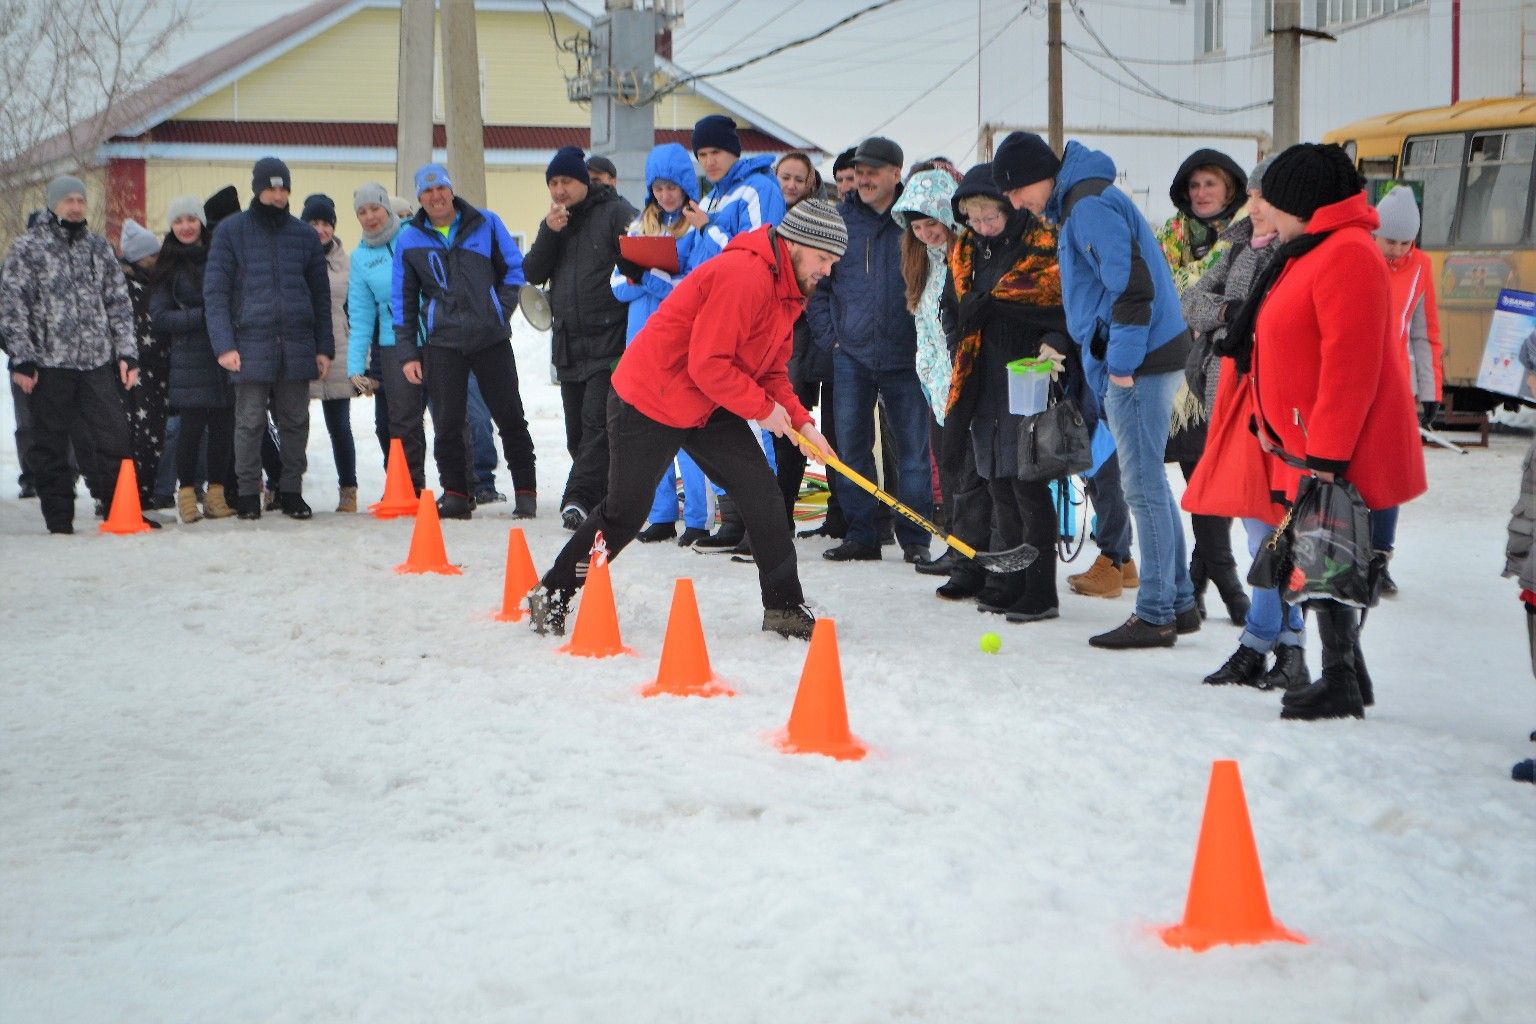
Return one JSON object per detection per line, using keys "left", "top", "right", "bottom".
{"left": 176, "top": 8, "right": 742, "bottom": 132}
{"left": 144, "top": 159, "right": 574, "bottom": 254}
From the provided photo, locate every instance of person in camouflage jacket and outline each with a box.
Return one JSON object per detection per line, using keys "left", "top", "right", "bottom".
{"left": 1, "top": 175, "right": 143, "bottom": 534}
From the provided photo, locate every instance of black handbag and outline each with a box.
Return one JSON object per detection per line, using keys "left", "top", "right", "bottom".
{"left": 1015, "top": 384, "right": 1092, "bottom": 483}
{"left": 1246, "top": 502, "right": 1296, "bottom": 591}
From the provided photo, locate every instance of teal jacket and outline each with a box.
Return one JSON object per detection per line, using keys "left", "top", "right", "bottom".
{"left": 346, "top": 220, "right": 403, "bottom": 376}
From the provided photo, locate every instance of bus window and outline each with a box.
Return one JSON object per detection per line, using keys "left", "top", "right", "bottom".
{"left": 1359, "top": 156, "right": 1396, "bottom": 178}
{"left": 1401, "top": 133, "right": 1463, "bottom": 246}
{"left": 1456, "top": 129, "right": 1535, "bottom": 247}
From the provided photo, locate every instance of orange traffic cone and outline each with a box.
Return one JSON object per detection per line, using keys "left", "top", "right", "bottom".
{"left": 774, "top": 618, "right": 866, "bottom": 761}
{"left": 395, "top": 489, "right": 461, "bottom": 575}
{"left": 493, "top": 527, "right": 540, "bottom": 622}
{"left": 641, "top": 579, "right": 733, "bottom": 697}
{"left": 557, "top": 533, "right": 634, "bottom": 658}
{"left": 370, "top": 438, "right": 419, "bottom": 518}
{"left": 1160, "top": 760, "right": 1307, "bottom": 951}
{"left": 99, "top": 458, "right": 151, "bottom": 535}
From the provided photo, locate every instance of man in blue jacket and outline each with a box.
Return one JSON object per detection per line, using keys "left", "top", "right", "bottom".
{"left": 393, "top": 163, "right": 538, "bottom": 520}
{"left": 205, "top": 156, "right": 333, "bottom": 520}
{"left": 806, "top": 136, "right": 933, "bottom": 564}
{"left": 995, "top": 132, "right": 1199, "bottom": 649}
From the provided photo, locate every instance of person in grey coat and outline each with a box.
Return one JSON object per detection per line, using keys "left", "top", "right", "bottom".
{"left": 1506, "top": 335, "right": 1536, "bottom": 784}
{"left": 204, "top": 156, "right": 333, "bottom": 520}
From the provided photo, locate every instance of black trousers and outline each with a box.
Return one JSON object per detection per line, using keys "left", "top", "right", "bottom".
{"left": 424, "top": 341, "right": 537, "bottom": 497}
{"left": 11, "top": 379, "right": 97, "bottom": 491}
{"left": 27, "top": 365, "right": 132, "bottom": 530}
{"left": 381, "top": 345, "right": 428, "bottom": 490}
{"left": 772, "top": 433, "right": 805, "bottom": 526}
{"left": 559, "top": 368, "right": 612, "bottom": 513}
{"left": 543, "top": 395, "right": 805, "bottom": 611}
{"left": 175, "top": 406, "right": 235, "bottom": 492}
{"left": 988, "top": 474, "right": 1058, "bottom": 598}
{"left": 935, "top": 415, "right": 993, "bottom": 549}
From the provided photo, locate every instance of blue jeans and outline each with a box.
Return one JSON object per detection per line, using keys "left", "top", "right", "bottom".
{"left": 1239, "top": 517, "right": 1305, "bottom": 651}
{"left": 1370, "top": 505, "right": 1399, "bottom": 552}
{"left": 466, "top": 372, "right": 497, "bottom": 491}
{"left": 1102, "top": 370, "right": 1194, "bottom": 625}
{"left": 1085, "top": 452, "right": 1133, "bottom": 563}
{"left": 650, "top": 449, "right": 711, "bottom": 529}
{"left": 832, "top": 351, "right": 933, "bottom": 548}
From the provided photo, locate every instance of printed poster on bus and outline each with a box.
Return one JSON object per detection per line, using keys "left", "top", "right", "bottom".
{"left": 1476, "top": 289, "right": 1536, "bottom": 400}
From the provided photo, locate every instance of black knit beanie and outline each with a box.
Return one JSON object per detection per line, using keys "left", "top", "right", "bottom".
{"left": 832, "top": 147, "right": 858, "bottom": 175}
{"left": 300, "top": 193, "right": 336, "bottom": 226}
{"left": 691, "top": 114, "right": 741, "bottom": 156}
{"left": 1261, "top": 143, "right": 1363, "bottom": 220}
{"left": 991, "top": 131, "right": 1061, "bottom": 192}
{"left": 252, "top": 156, "right": 291, "bottom": 194}
{"left": 545, "top": 146, "right": 590, "bottom": 185}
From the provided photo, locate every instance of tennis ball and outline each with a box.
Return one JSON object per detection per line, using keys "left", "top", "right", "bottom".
{"left": 979, "top": 631, "right": 1002, "bottom": 654}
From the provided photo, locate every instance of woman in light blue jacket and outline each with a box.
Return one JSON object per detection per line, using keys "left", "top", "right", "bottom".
{"left": 610, "top": 143, "right": 710, "bottom": 545}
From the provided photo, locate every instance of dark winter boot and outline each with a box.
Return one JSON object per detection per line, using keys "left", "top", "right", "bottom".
{"left": 637, "top": 521, "right": 677, "bottom": 543}
{"left": 436, "top": 490, "right": 472, "bottom": 520}
{"left": 513, "top": 490, "right": 537, "bottom": 519}
{"left": 762, "top": 604, "right": 816, "bottom": 640}
{"left": 236, "top": 494, "right": 262, "bottom": 520}
{"left": 694, "top": 494, "right": 746, "bottom": 550}
{"left": 914, "top": 549, "right": 959, "bottom": 577}
{"left": 936, "top": 560, "right": 987, "bottom": 601}
{"left": 1189, "top": 556, "right": 1209, "bottom": 620}
{"left": 1210, "top": 565, "right": 1252, "bottom": 626}
{"left": 1376, "top": 550, "right": 1398, "bottom": 597}
{"left": 677, "top": 526, "right": 710, "bottom": 547}
{"left": 279, "top": 492, "right": 313, "bottom": 520}
{"left": 1260, "top": 643, "right": 1309, "bottom": 692}
{"left": 1004, "top": 551, "right": 1059, "bottom": 623}
{"left": 1354, "top": 638, "right": 1374, "bottom": 707}
{"left": 976, "top": 570, "right": 1027, "bottom": 614}
{"left": 1281, "top": 601, "right": 1365, "bottom": 720}
{"left": 1203, "top": 645, "right": 1267, "bottom": 687}
{"left": 528, "top": 586, "right": 575, "bottom": 637}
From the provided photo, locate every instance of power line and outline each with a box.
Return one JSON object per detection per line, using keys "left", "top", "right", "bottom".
{"left": 689, "top": 0, "right": 811, "bottom": 68}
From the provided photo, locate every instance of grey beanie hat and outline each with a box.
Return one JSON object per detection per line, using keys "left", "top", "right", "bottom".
{"left": 1248, "top": 156, "right": 1276, "bottom": 196}
{"left": 119, "top": 219, "right": 161, "bottom": 263}
{"left": 353, "top": 181, "right": 391, "bottom": 213}
{"left": 46, "top": 175, "right": 87, "bottom": 211}
{"left": 166, "top": 194, "right": 207, "bottom": 228}
{"left": 1375, "top": 185, "right": 1421, "bottom": 242}
{"left": 775, "top": 197, "right": 848, "bottom": 256}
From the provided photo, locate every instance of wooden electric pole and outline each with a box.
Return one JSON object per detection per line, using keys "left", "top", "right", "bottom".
{"left": 1047, "top": 0, "right": 1063, "bottom": 154}
{"left": 396, "top": 0, "right": 435, "bottom": 200}
{"left": 440, "top": 0, "right": 488, "bottom": 207}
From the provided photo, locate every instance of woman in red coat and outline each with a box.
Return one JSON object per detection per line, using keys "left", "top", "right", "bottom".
{"left": 1236, "top": 143, "right": 1427, "bottom": 720}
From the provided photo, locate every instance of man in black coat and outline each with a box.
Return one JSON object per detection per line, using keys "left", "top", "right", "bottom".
{"left": 523, "top": 146, "right": 636, "bottom": 530}
{"left": 204, "top": 156, "right": 333, "bottom": 520}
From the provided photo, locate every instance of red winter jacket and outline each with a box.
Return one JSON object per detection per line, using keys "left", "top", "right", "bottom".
{"left": 1252, "top": 192, "right": 1427, "bottom": 510}
{"left": 612, "top": 226, "right": 812, "bottom": 430}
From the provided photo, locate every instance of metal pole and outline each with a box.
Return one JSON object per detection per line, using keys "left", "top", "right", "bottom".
{"left": 396, "top": 0, "right": 435, "bottom": 200}
{"left": 1272, "top": 0, "right": 1302, "bottom": 151}
{"left": 1047, "top": 0, "right": 1063, "bottom": 154}
{"left": 441, "top": 0, "right": 488, "bottom": 207}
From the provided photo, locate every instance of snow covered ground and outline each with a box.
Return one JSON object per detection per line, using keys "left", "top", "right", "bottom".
{"left": 3, "top": 323, "right": 1534, "bottom": 1023}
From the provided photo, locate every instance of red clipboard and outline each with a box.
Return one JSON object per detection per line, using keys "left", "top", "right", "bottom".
{"left": 619, "top": 235, "right": 680, "bottom": 274}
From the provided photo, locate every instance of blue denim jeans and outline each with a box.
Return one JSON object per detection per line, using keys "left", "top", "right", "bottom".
{"left": 1085, "top": 451, "right": 1133, "bottom": 563}
{"left": 1239, "top": 517, "right": 1305, "bottom": 651}
{"left": 1370, "top": 505, "right": 1399, "bottom": 552}
{"left": 466, "top": 372, "right": 497, "bottom": 491}
{"left": 832, "top": 351, "right": 933, "bottom": 548}
{"left": 650, "top": 449, "right": 711, "bottom": 529}
{"left": 1102, "top": 370, "right": 1194, "bottom": 625}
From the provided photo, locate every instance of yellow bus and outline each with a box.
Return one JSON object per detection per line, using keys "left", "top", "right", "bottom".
{"left": 1324, "top": 97, "right": 1536, "bottom": 410}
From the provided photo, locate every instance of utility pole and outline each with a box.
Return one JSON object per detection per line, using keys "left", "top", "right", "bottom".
{"left": 582, "top": 0, "right": 661, "bottom": 209}
{"left": 1047, "top": 0, "right": 1063, "bottom": 154}
{"left": 396, "top": 0, "right": 435, "bottom": 200}
{"left": 1271, "top": 0, "right": 1302, "bottom": 151}
{"left": 440, "top": 0, "right": 487, "bottom": 207}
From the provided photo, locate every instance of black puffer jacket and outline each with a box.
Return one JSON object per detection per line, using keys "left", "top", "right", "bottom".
{"left": 152, "top": 235, "right": 230, "bottom": 410}
{"left": 523, "top": 184, "right": 636, "bottom": 382}
{"left": 203, "top": 199, "right": 333, "bottom": 384}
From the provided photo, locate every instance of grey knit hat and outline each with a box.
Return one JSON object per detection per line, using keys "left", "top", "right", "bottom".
{"left": 353, "top": 181, "right": 391, "bottom": 213}
{"left": 775, "top": 197, "right": 847, "bottom": 256}
{"left": 46, "top": 175, "right": 87, "bottom": 211}
{"left": 1374, "top": 185, "right": 1421, "bottom": 242}
{"left": 166, "top": 195, "right": 206, "bottom": 227}
{"left": 119, "top": 219, "right": 161, "bottom": 263}
{"left": 1248, "top": 156, "right": 1276, "bottom": 196}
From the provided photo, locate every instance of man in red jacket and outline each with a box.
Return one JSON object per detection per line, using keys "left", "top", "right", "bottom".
{"left": 529, "top": 199, "right": 846, "bottom": 640}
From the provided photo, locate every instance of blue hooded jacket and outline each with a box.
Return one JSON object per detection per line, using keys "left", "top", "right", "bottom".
{"left": 1045, "top": 141, "right": 1188, "bottom": 396}
{"left": 611, "top": 143, "right": 702, "bottom": 342}
{"left": 683, "top": 153, "right": 785, "bottom": 271}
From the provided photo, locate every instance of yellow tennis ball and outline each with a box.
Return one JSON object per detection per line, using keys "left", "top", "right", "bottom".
{"left": 980, "top": 631, "right": 1002, "bottom": 654}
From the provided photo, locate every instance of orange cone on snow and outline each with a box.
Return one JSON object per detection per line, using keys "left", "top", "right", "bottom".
{"left": 641, "top": 579, "right": 733, "bottom": 697}
{"left": 557, "top": 532, "right": 633, "bottom": 658}
{"left": 395, "top": 489, "right": 461, "bottom": 575}
{"left": 1160, "top": 760, "right": 1307, "bottom": 951}
{"left": 99, "top": 458, "right": 151, "bottom": 535}
{"left": 370, "top": 438, "right": 419, "bottom": 518}
{"left": 774, "top": 618, "right": 866, "bottom": 761}
{"left": 493, "top": 527, "right": 539, "bottom": 622}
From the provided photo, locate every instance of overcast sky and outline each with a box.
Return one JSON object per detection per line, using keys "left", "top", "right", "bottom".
{"left": 171, "top": 0, "right": 988, "bottom": 168}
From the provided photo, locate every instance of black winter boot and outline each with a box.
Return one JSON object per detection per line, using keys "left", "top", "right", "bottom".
{"left": 435, "top": 491, "right": 472, "bottom": 520}
{"left": 1281, "top": 601, "right": 1365, "bottom": 720}
{"left": 1203, "top": 645, "right": 1267, "bottom": 687}
{"left": 936, "top": 560, "right": 987, "bottom": 601}
{"left": 1189, "top": 557, "right": 1209, "bottom": 620}
{"left": 236, "top": 494, "right": 262, "bottom": 520}
{"left": 636, "top": 521, "right": 677, "bottom": 543}
{"left": 1004, "top": 551, "right": 1059, "bottom": 623}
{"left": 1354, "top": 638, "right": 1375, "bottom": 707}
{"left": 694, "top": 494, "right": 745, "bottom": 550}
{"left": 1260, "top": 643, "right": 1309, "bottom": 691}
{"left": 1210, "top": 565, "right": 1252, "bottom": 626}
{"left": 976, "top": 570, "right": 1027, "bottom": 614}
{"left": 1376, "top": 550, "right": 1398, "bottom": 597}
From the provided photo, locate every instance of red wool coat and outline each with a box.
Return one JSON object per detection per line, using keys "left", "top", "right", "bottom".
{"left": 613, "top": 226, "right": 812, "bottom": 431}
{"left": 1251, "top": 193, "right": 1427, "bottom": 511}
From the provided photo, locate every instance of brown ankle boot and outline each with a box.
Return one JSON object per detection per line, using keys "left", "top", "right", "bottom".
{"left": 203, "top": 483, "right": 235, "bottom": 519}
{"left": 1121, "top": 557, "right": 1139, "bottom": 588}
{"left": 177, "top": 486, "right": 203, "bottom": 523}
{"left": 1067, "top": 554, "right": 1123, "bottom": 598}
{"left": 337, "top": 485, "right": 358, "bottom": 513}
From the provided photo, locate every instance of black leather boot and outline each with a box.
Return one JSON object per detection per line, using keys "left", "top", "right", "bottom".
{"left": 936, "top": 560, "right": 986, "bottom": 601}
{"left": 1259, "top": 644, "right": 1309, "bottom": 691}
{"left": 1189, "top": 556, "right": 1209, "bottom": 620}
{"left": 1210, "top": 564, "right": 1252, "bottom": 626}
{"left": 976, "top": 570, "right": 1027, "bottom": 614}
{"left": 1281, "top": 601, "right": 1365, "bottom": 720}
{"left": 1004, "top": 550, "right": 1059, "bottom": 622}
{"left": 1203, "top": 645, "right": 1267, "bottom": 687}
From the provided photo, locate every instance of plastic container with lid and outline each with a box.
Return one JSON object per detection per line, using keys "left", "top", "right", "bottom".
{"left": 1006, "top": 357, "right": 1052, "bottom": 416}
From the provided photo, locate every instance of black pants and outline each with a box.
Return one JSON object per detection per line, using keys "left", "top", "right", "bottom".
{"left": 11, "top": 379, "right": 96, "bottom": 491}
{"left": 381, "top": 345, "right": 428, "bottom": 489}
{"left": 936, "top": 415, "right": 993, "bottom": 549}
{"left": 988, "top": 474, "right": 1058, "bottom": 599}
{"left": 543, "top": 395, "right": 805, "bottom": 611}
{"left": 424, "top": 341, "right": 536, "bottom": 497}
{"left": 125, "top": 336, "right": 170, "bottom": 501}
{"left": 176, "top": 406, "right": 235, "bottom": 492}
{"left": 371, "top": 387, "right": 390, "bottom": 468}
{"left": 559, "top": 368, "right": 612, "bottom": 513}
{"left": 772, "top": 433, "right": 806, "bottom": 526}
{"left": 27, "top": 365, "right": 132, "bottom": 531}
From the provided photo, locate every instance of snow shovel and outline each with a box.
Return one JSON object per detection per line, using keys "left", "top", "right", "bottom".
{"left": 790, "top": 429, "right": 1037, "bottom": 574}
